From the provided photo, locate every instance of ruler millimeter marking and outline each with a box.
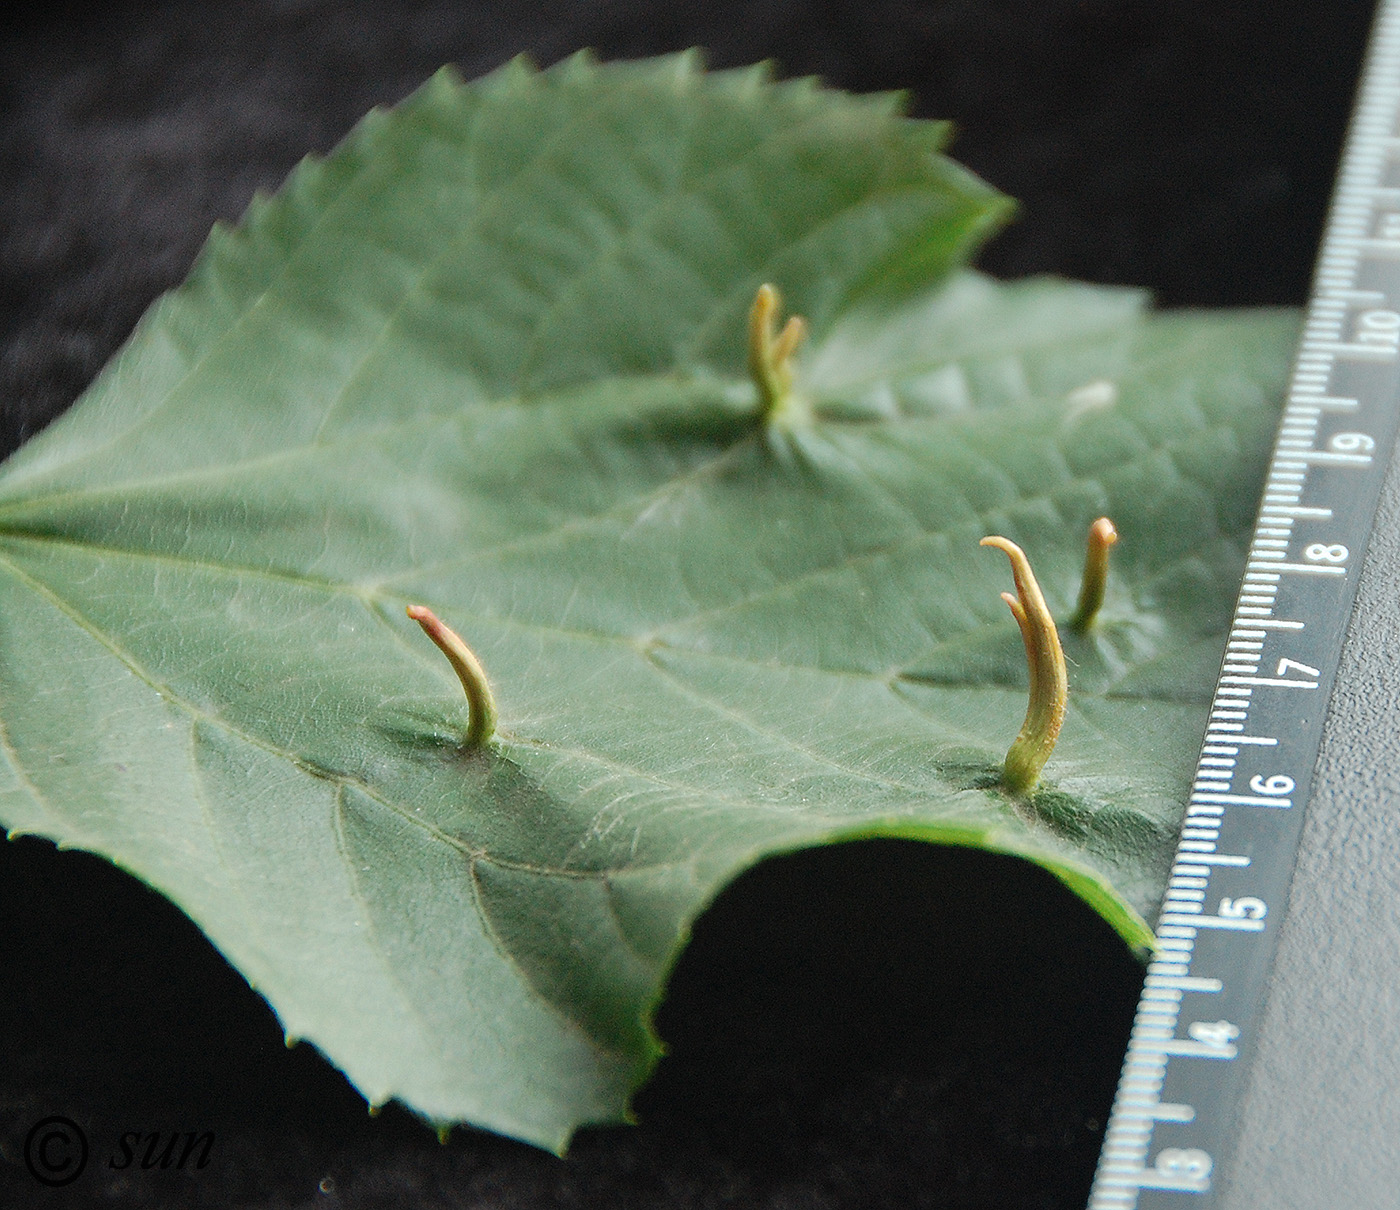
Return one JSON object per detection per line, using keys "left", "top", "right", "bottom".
{"left": 1087, "top": 3, "right": 1400, "bottom": 1207}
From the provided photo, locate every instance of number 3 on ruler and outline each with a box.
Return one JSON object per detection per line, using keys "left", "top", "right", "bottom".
{"left": 1152, "top": 1147, "right": 1213, "bottom": 1187}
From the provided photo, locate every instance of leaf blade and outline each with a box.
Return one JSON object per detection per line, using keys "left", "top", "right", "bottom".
{"left": 0, "top": 56, "right": 1296, "bottom": 1150}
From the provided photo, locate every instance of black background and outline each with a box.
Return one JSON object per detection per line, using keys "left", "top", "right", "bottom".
{"left": 0, "top": 3, "right": 1378, "bottom": 1207}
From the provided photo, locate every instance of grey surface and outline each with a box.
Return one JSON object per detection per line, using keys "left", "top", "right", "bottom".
{"left": 1219, "top": 428, "right": 1400, "bottom": 1205}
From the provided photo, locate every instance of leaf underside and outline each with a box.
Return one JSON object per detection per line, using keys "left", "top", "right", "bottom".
{"left": 0, "top": 53, "right": 1297, "bottom": 1150}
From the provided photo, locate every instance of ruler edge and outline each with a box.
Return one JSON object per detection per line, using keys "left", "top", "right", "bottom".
{"left": 1086, "top": 1, "right": 1400, "bottom": 1205}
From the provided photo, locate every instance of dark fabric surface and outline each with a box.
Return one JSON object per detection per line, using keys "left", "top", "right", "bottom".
{"left": 0, "top": 3, "right": 1376, "bottom": 1206}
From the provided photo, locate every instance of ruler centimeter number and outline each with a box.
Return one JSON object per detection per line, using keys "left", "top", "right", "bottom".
{"left": 1087, "top": 3, "right": 1400, "bottom": 1207}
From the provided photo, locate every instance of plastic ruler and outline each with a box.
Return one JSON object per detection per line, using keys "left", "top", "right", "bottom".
{"left": 1087, "top": 3, "right": 1400, "bottom": 1206}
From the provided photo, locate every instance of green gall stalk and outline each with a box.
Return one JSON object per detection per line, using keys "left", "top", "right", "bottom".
{"left": 407, "top": 605, "right": 498, "bottom": 747}
{"left": 748, "top": 282, "right": 808, "bottom": 426}
{"left": 1069, "top": 516, "right": 1118, "bottom": 633}
{"left": 980, "top": 535, "right": 1068, "bottom": 796}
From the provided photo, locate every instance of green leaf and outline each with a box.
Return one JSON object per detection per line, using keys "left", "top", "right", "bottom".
{"left": 0, "top": 53, "right": 1296, "bottom": 1151}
